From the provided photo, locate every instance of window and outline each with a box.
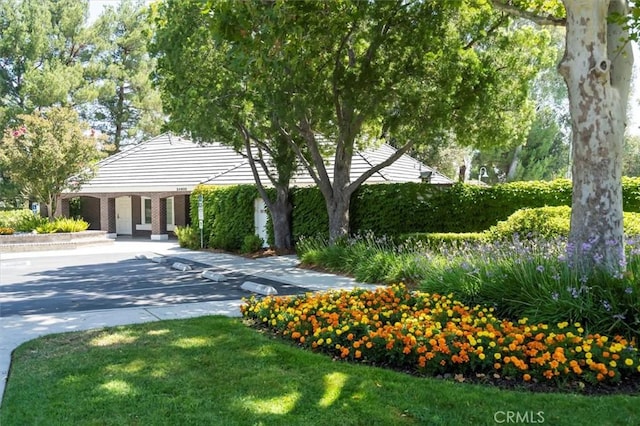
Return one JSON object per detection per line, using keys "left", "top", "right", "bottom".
{"left": 166, "top": 197, "right": 175, "bottom": 230}
{"left": 143, "top": 197, "right": 152, "bottom": 224}
{"left": 138, "top": 196, "right": 174, "bottom": 230}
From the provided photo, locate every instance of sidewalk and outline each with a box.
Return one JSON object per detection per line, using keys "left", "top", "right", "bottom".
{"left": 0, "top": 240, "right": 377, "bottom": 405}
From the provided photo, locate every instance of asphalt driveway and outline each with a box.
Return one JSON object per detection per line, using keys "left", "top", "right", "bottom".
{"left": 0, "top": 243, "right": 303, "bottom": 317}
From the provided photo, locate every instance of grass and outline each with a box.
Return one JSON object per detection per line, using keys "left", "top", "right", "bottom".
{"left": 1, "top": 316, "right": 639, "bottom": 426}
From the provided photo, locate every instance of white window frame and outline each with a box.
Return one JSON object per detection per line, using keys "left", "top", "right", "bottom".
{"left": 136, "top": 196, "right": 175, "bottom": 231}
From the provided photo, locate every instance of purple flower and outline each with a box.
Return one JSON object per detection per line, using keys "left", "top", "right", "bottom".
{"left": 613, "top": 313, "right": 626, "bottom": 321}
{"left": 536, "top": 265, "right": 545, "bottom": 273}
{"left": 602, "top": 300, "right": 611, "bottom": 311}
{"left": 625, "top": 287, "right": 633, "bottom": 294}
{"left": 551, "top": 292, "right": 559, "bottom": 301}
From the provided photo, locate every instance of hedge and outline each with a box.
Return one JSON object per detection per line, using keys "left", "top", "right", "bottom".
{"left": 190, "top": 177, "right": 640, "bottom": 249}
{"left": 190, "top": 185, "right": 259, "bottom": 251}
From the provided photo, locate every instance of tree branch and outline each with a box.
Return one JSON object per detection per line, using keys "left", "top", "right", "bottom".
{"left": 489, "top": 1, "right": 566, "bottom": 26}
{"left": 347, "top": 139, "right": 415, "bottom": 193}
{"left": 464, "top": 14, "right": 509, "bottom": 50}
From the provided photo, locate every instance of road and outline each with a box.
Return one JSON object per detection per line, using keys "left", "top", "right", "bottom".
{"left": 0, "top": 243, "right": 303, "bottom": 317}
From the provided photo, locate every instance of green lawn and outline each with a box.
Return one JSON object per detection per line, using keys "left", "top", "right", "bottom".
{"left": 1, "top": 316, "right": 638, "bottom": 426}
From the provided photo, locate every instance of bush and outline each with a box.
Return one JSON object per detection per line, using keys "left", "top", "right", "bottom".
{"left": 241, "top": 234, "right": 264, "bottom": 254}
{"left": 52, "top": 217, "right": 89, "bottom": 233}
{"left": 297, "top": 231, "right": 640, "bottom": 338}
{"left": 0, "top": 210, "right": 48, "bottom": 231}
{"left": 35, "top": 221, "right": 58, "bottom": 234}
{"left": 486, "top": 206, "right": 640, "bottom": 241}
{"left": 175, "top": 225, "right": 200, "bottom": 249}
{"left": 486, "top": 206, "right": 571, "bottom": 240}
{"left": 0, "top": 227, "right": 14, "bottom": 235}
{"left": 192, "top": 185, "right": 258, "bottom": 251}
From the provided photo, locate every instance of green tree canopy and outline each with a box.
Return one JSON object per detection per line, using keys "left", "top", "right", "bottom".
{"left": 0, "top": 106, "right": 103, "bottom": 217}
{"left": 201, "top": 0, "right": 553, "bottom": 241}
{"left": 0, "top": 0, "right": 93, "bottom": 126}
{"left": 85, "top": 0, "right": 164, "bottom": 154}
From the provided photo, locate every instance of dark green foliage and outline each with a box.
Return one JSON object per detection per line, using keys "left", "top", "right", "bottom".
{"left": 240, "top": 234, "right": 264, "bottom": 254}
{"left": 191, "top": 178, "right": 640, "bottom": 250}
{"left": 351, "top": 183, "right": 448, "bottom": 236}
{"left": 291, "top": 186, "right": 328, "bottom": 240}
{"left": 191, "top": 185, "right": 258, "bottom": 251}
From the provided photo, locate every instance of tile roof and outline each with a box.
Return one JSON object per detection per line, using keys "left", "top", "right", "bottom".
{"left": 71, "top": 133, "right": 452, "bottom": 194}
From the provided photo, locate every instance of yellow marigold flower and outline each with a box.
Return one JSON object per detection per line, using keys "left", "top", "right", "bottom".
{"left": 489, "top": 341, "right": 496, "bottom": 348}
{"left": 479, "top": 353, "right": 486, "bottom": 360}
{"left": 625, "top": 358, "right": 634, "bottom": 366}
{"left": 317, "top": 338, "right": 324, "bottom": 346}
{"left": 494, "top": 353, "right": 501, "bottom": 360}
{"left": 326, "top": 338, "right": 332, "bottom": 345}
{"left": 609, "top": 360, "right": 617, "bottom": 368}
{"left": 575, "top": 346, "right": 582, "bottom": 353}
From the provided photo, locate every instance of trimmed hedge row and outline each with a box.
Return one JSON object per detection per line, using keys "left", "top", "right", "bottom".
{"left": 190, "top": 178, "right": 640, "bottom": 249}
{"left": 190, "top": 185, "right": 259, "bottom": 251}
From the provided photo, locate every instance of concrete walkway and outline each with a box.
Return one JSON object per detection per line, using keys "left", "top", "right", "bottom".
{"left": 0, "top": 240, "right": 376, "bottom": 406}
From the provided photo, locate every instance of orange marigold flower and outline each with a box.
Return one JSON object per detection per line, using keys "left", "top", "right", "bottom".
{"left": 355, "top": 350, "right": 362, "bottom": 359}
{"left": 523, "top": 374, "right": 532, "bottom": 382}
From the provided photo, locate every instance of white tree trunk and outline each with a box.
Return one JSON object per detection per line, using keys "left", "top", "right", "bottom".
{"left": 559, "top": 0, "right": 633, "bottom": 272}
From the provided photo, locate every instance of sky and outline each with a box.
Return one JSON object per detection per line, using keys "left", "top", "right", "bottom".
{"left": 87, "top": 0, "right": 640, "bottom": 135}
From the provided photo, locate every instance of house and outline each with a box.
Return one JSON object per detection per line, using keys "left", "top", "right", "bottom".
{"left": 59, "top": 133, "right": 453, "bottom": 240}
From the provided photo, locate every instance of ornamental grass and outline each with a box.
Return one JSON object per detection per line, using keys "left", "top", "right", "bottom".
{"left": 241, "top": 284, "right": 639, "bottom": 388}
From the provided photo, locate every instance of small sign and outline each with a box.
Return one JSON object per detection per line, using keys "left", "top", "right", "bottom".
{"left": 198, "top": 194, "right": 204, "bottom": 222}
{"left": 31, "top": 202, "right": 40, "bottom": 215}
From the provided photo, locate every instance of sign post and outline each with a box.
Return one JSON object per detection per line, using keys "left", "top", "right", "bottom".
{"left": 198, "top": 194, "right": 204, "bottom": 249}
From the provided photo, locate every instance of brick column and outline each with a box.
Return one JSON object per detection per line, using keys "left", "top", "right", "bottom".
{"left": 151, "top": 196, "right": 168, "bottom": 240}
{"left": 100, "top": 196, "right": 116, "bottom": 238}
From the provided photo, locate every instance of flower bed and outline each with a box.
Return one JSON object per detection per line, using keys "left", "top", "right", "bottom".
{"left": 242, "top": 284, "right": 639, "bottom": 388}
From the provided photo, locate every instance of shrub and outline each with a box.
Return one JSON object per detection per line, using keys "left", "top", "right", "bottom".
{"left": 35, "top": 221, "right": 58, "bottom": 234}
{"left": 52, "top": 217, "right": 89, "bottom": 233}
{"left": 486, "top": 206, "right": 571, "bottom": 240}
{"left": 486, "top": 206, "right": 640, "bottom": 241}
{"left": 174, "top": 225, "right": 200, "bottom": 249}
{"left": 241, "top": 234, "right": 264, "bottom": 254}
{"left": 297, "top": 231, "right": 640, "bottom": 338}
{"left": 192, "top": 185, "right": 258, "bottom": 251}
{"left": 17, "top": 213, "right": 49, "bottom": 232}
{"left": 0, "top": 227, "right": 14, "bottom": 235}
{"left": 0, "top": 210, "right": 48, "bottom": 232}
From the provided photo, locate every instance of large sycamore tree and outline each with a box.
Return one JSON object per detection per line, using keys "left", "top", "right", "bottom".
{"left": 493, "top": 0, "right": 634, "bottom": 273}
{"left": 196, "top": 0, "right": 550, "bottom": 243}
